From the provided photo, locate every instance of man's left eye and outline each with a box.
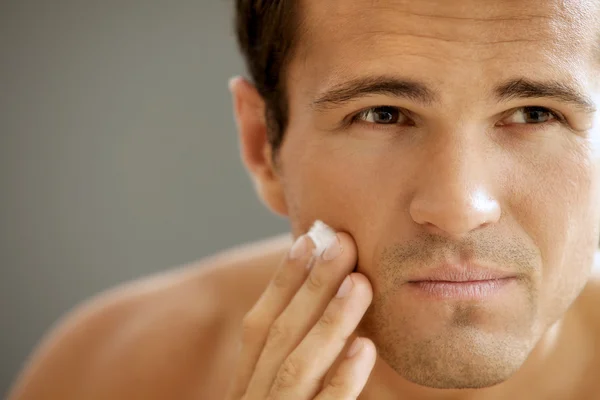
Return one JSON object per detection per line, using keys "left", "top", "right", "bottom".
{"left": 504, "top": 107, "right": 560, "bottom": 124}
{"left": 353, "top": 106, "right": 406, "bottom": 124}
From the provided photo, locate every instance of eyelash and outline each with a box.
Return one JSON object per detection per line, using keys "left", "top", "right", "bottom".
{"left": 347, "top": 106, "right": 567, "bottom": 129}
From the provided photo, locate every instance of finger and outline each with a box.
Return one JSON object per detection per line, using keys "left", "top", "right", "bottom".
{"left": 244, "top": 232, "right": 358, "bottom": 398}
{"left": 226, "top": 234, "right": 316, "bottom": 399}
{"left": 315, "top": 337, "right": 377, "bottom": 400}
{"left": 268, "top": 273, "right": 373, "bottom": 399}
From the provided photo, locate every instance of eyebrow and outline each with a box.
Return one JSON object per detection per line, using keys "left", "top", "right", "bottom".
{"left": 312, "top": 77, "right": 437, "bottom": 109}
{"left": 495, "top": 78, "right": 596, "bottom": 113}
{"left": 312, "top": 76, "right": 597, "bottom": 114}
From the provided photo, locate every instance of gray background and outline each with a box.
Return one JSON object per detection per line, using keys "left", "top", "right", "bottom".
{"left": 0, "top": 0, "right": 288, "bottom": 395}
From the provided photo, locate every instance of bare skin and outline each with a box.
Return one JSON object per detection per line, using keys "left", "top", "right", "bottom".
{"left": 8, "top": 0, "right": 600, "bottom": 398}
{"left": 6, "top": 234, "right": 600, "bottom": 400}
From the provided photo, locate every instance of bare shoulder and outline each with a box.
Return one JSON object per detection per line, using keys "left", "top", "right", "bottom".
{"left": 566, "top": 253, "right": 600, "bottom": 395}
{"left": 576, "top": 253, "right": 600, "bottom": 326}
{"left": 7, "top": 234, "right": 293, "bottom": 400}
{"left": 570, "top": 253, "right": 600, "bottom": 366}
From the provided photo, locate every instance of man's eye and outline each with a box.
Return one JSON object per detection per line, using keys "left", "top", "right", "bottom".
{"left": 353, "top": 106, "right": 405, "bottom": 124}
{"left": 504, "top": 106, "right": 561, "bottom": 124}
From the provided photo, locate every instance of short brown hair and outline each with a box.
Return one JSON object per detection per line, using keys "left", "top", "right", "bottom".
{"left": 234, "top": 0, "right": 300, "bottom": 156}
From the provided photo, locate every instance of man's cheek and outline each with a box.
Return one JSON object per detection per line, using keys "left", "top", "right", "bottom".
{"left": 525, "top": 154, "right": 597, "bottom": 314}
{"left": 286, "top": 146, "right": 376, "bottom": 210}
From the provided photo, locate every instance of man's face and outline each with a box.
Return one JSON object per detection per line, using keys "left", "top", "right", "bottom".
{"left": 275, "top": 0, "right": 600, "bottom": 390}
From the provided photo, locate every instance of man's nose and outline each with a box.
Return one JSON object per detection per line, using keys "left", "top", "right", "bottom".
{"left": 409, "top": 138, "right": 501, "bottom": 238}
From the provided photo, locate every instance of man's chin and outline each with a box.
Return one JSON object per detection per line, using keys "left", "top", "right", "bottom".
{"left": 373, "top": 330, "right": 530, "bottom": 390}
{"left": 397, "top": 364, "right": 515, "bottom": 390}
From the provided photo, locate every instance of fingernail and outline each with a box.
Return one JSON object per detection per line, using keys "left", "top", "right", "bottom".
{"left": 322, "top": 235, "right": 342, "bottom": 261}
{"left": 289, "top": 235, "right": 308, "bottom": 260}
{"left": 335, "top": 275, "right": 353, "bottom": 298}
{"left": 346, "top": 337, "right": 363, "bottom": 358}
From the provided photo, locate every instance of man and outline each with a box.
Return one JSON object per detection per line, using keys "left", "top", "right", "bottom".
{"left": 8, "top": 0, "right": 600, "bottom": 399}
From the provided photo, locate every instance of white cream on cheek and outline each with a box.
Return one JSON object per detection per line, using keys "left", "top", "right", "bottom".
{"left": 306, "top": 220, "right": 337, "bottom": 257}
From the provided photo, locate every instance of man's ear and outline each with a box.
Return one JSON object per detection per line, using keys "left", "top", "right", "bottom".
{"left": 229, "top": 76, "right": 288, "bottom": 217}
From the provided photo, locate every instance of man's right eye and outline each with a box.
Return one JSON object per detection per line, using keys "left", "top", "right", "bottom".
{"left": 352, "top": 106, "right": 406, "bottom": 125}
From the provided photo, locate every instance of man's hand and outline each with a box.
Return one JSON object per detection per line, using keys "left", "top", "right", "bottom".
{"left": 226, "top": 231, "right": 376, "bottom": 399}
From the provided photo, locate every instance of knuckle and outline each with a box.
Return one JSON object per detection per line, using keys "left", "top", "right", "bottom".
{"left": 316, "top": 307, "right": 339, "bottom": 333}
{"left": 241, "top": 312, "right": 263, "bottom": 342}
{"left": 326, "top": 375, "right": 357, "bottom": 399}
{"left": 271, "top": 270, "right": 289, "bottom": 290}
{"left": 272, "top": 357, "right": 304, "bottom": 391}
{"left": 305, "top": 271, "right": 326, "bottom": 293}
{"left": 327, "top": 373, "right": 348, "bottom": 393}
{"left": 266, "top": 319, "right": 291, "bottom": 345}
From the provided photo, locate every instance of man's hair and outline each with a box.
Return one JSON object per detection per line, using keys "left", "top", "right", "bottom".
{"left": 235, "top": 0, "right": 299, "bottom": 156}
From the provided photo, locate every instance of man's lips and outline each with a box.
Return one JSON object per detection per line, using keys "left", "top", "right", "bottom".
{"left": 406, "top": 263, "right": 517, "bottom": 283}
{"left": 405, "top": 264, "right": 518, "bottom": 300}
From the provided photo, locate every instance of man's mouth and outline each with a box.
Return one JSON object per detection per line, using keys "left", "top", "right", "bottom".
{"left": 406, "top": 264, "right": 518, "bottom": 300}
{"left": 407, "top": 278, "right": 516, "bottom": 300}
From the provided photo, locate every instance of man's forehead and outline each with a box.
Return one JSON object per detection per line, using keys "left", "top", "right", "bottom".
{"left": 300, "top": 0, "right": 598, "bottom": 35}
{"left": 292, "top": 0, "right": 600, "bottom": 96}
